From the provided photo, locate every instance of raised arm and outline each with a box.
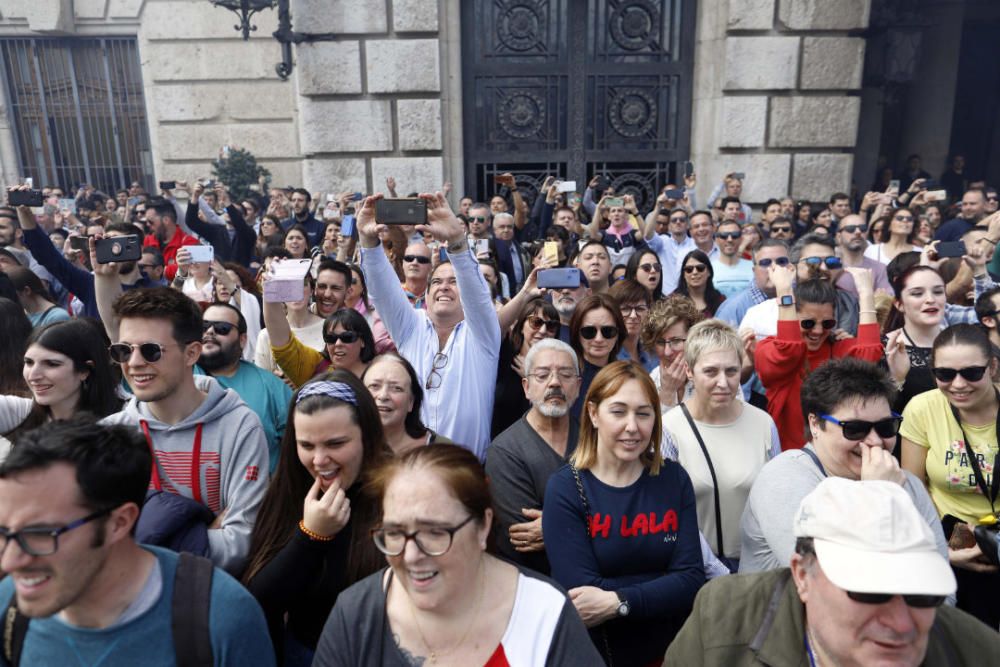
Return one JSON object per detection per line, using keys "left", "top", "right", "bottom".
{"left": 88, "top": 236, "right": 124, "bottom": 341}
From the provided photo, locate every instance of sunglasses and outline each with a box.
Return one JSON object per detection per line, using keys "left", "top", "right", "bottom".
{"left": 580, "top": 325, "right": 618, "bottom": 340}
{"left": 469, "top": 216, "right": 488, "bottom": 222}
{"left": 527, "top": 316, "right": 560, "bottom": 333}
{"left": 403, "top": 254, "right": 431, "bottom": 264}
{"left": 893, "top": 215, "right": 914, "bottom": 222}
{"left": 802, "top": 256, "right": 842, "bottom": 269}
{"left": 839, "top": 224, "right": 868, "bottom": 234}
{"left": 931, "top": 366, "right": 988, "bottom": 383}
{"left": 324, "top": 331, "right": 360, "bottom": 345}
{"left": 638, "top": 262, "right": 661, "bottom": 273}
{"left": 202, "top": 321, "right": 238, "bottom": 336}
{"left": 669, "top": 217, "right": 688, "bottom": 223}
{"left": 108, "top": 342, "right": 169, "bottom": 364}
{"left": 684, "top": 264, "right": 707, "bottom": 274}
{"left": 819, "top": 413, "right": 903, "bottom": 440}
{"left": 756, "top": 257, "right": 790, "bottom": 268}
{"left": 799, "top": 318, "right": 837, "bottom": 331}
{"left": 770, "top": 226, "right": 792, "bottom": 234}
{"left": 716, "top": 231, "right": 742, "bottom": 240}
{"left": 846, "top": 591, "right": 945, "bottom": 609}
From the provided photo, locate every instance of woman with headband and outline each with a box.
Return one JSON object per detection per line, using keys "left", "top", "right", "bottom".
{"left": 244, "top": 371, "right": 390, "bottom": 666}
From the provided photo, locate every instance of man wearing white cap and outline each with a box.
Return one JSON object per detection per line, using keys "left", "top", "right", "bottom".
{"left": 665, "top": 477, "right": 1000, "bottom": 665}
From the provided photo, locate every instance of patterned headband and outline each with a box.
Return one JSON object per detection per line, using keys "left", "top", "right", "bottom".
{"left": 295, "top": 380, "right": 357, "bottom": 406}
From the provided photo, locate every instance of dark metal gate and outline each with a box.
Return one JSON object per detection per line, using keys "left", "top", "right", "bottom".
{"left": 461, "top": 0, "right": 696, "bottom": 212}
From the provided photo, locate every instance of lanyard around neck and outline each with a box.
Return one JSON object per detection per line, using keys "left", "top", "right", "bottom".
{"left": 139, "top": 420, "right": 205, "bottom": 505}
{"left": 948, "top": 390, "right": 1000, "bottom": 517}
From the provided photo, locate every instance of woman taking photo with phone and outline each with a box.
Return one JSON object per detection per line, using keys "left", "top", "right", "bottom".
{"left": 245, "top": 371, "right": 389, "bottom": 666}
{"left": 313, "top": 445, "right": 601, "bottom": 666}
{"left": 544, "top": 361, "right": 704, "bottom": 664}
{"left": 901, "top": 324, "right": 1000, "bottom": 627}
{"left": 568, "top": 293, "right": 626, "bottom": 420}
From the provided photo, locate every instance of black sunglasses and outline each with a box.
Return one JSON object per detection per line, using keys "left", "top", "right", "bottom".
{"left": 469, "top": 216, "right": 487, "bottom": 222}
{"left": 108, "top": 342, "right": 168, "bottom": 364}
{"left": 800, "top": 318, "right": 837, "bottom": 331}
{"left": 684, "top": 264, "right": 707, "bottom": 274}
{"left": 756, "top": 257, "right": 790, "bottom": 268}
{"left": 839, "top": 224, "right": 868, "bottom": 234}
{"left": 403, "top": 254, "right": 431, "bottom": 264}
{"left": 820, "top": 413, "right": 903, "bottom": 440}
{"left": 324, "top": 331, "right": 360, "bottom": 345}
{"left": 202, "top": 321, "right": 238, "bottom": 336}
{"left": 716, "top": 231, "right": 742, "bottom": 240}
{"left": 770, "top": 225, "right": 792, "bottom": 233}
{"left": 931, "top": 366, "right": 988, "bottom": 383}
{"left": 638, "top": 262, "right": 661, "bottom": 273}
{"left": 846, "top": 591, "right": 945, "bottom": 609}
{"left": 579, "top": 325, "right": 618, "bottom": 340}
{"left": 527, "top": 316, "right": 560, "bottom": 333}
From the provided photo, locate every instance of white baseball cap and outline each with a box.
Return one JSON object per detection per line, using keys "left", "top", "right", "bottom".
{"left": 794, "top": 478, "right": 956, "bottom": 597}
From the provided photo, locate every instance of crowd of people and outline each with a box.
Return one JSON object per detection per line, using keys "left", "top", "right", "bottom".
{"left": 0, "top": 168, "right": 999, "bottom": 665}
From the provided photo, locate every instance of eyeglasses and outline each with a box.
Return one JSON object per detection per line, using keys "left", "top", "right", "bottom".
{"left": 324, "top": 331, "right": 360, "bottom": 345}
{"left": 403, "top": 254, "right": 431, "bottom": 264}
{"left": 716, "top": 231, "right": 742, "bottom": 240}
{"left": 0, "top": 507, "right": 112, "bottom": 557}
{"left": 203, "top": 321, "right": 238, "bottom": 336}
{"left": 620, "top": 305, "right": 650, "bottom": 317}
{"left": 799, "top": 318, "right": 837, "bottom": 331}
{"left": 656, "top": 337, "right": 686, "bottom": 351}
{"left": 846, "top": 591, "right": 945, "bottom": 609}
{"left": 669, "top": 217, "right": 688, "bottom": 224}
{"left": 801, "top": 256, "right": 842, "bottom": 269}
{"left": 756, "top": 257, "right": 790, "bottom": 268}
{"left": 684, "top": 264, "right": 707, "bottom": 274}
{"left": 372, "top": 515, "right": 474, "bottom": 557}
{"left": 893, "top": 215, "right": 914, "bottom": 222}
{"left": 839, "top": 224, "right": 868, "bottom": 234}
{"left": 579, "top": 325, "right": 619, "bottom": 340}
{"left": 528, "top": 368, "right": 579, "bottom": 382}
{"left": 819, "top": 413, "right": 903, "bottom": 440}
{"left": 931, "top": 366, "right": 988, "bottom": 383}
{"left": 527, "top": 316, "right": 560, "bottom": 333}
{"left": 108, "top": 342, "right": 171, "bottom": 364}
{"left": 425, "top": 351, "right": 448, "bottom": 390}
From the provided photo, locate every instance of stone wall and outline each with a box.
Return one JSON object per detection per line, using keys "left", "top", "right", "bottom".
{"left": 690, "top": 0, "right": 870, "bottom": 205}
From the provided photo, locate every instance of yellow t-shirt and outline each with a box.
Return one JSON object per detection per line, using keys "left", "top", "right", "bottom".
{"left": 900, "top": 389, "right": 998, "bottom": 524}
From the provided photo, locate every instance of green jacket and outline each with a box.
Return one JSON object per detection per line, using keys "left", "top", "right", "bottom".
{"left": 664, "top": 569, "right": 1000, "bottom": 666}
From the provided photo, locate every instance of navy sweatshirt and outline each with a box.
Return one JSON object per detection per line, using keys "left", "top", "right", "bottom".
{"left": 543, "top": 461, "right": 705, "bottom": 665}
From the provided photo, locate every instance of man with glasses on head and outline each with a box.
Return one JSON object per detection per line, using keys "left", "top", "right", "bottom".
{"left": 99, "top": 287, "right": 270, "bottom": 575}
{"left": 486, "top": 338, "right": 582, "bottom": 576}
{"left": 642, "top": 203, "right": 694, "bottom": 295}
{"left": 0, "top": 417, "right": 275, "bottom": 666}
{"left": 401, "top": 241, "right": 433, "bottom": 308}
{"left": 834, "top": 213, "right": 893, "bottom": 297}
{"left": 197, "top": 303, "right": 291, "bottom": 474}
{"left": 359, "top": 193, "right": 501, "bottom": 461}
{"left": 710, "top": 220, "right": 753, "bottom": 298}
{"left": 670, "top": 475, "right": 997, "bottom": 665}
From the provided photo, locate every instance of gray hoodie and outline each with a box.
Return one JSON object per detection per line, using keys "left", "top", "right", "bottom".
{"left": 103, "top": 375, "right": 270, "bottom": 575}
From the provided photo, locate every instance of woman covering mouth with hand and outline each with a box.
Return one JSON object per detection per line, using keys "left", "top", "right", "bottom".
{"left": 244, "top": 371, "right": 390, "bottom": 666}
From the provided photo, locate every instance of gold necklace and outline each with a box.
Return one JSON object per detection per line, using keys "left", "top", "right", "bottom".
{"left": 408, "top": 559, "right": 487, "bottom": 664}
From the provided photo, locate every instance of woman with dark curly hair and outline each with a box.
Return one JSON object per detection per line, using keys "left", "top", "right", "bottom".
{"left": 641, "top": 295, "right": 704, "bottom": 411}
{"left": 672, "top": 249, "right": 726, "bottom": 317}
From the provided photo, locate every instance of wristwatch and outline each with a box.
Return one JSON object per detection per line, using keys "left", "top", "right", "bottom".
{"left": 615, "top": 592, "right": 630, "bottom": 617}
{"left": 779, "top": 295, "right": 795, "bottom": 307}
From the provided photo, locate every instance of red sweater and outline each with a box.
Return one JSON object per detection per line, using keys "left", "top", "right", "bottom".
{"left": 757, "top": 319, "right": 884, "bottom": 450}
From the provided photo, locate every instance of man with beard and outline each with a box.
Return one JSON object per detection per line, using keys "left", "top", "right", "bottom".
{"left": 834, "top": 214, "right": 892, "bottom": 297}
{"left": 197, "top": 303, "right": 291, "bottom": 473}
{"left": 280, "top": 188, "right": 323, "bottom": 248}
{"left": 312, "top": 258, "right": 351, "bottom": 319}
{"left": 15, "top": 201, "right": 157, "bottom": 319}
{"left": 485, "top": 339, "right": 581, "bottom": 575}
{"left": 142, "top": 200, "right": 199, "bottom": 281}
{"left": 550, "top": 269, "right": 591, "bottom": 343}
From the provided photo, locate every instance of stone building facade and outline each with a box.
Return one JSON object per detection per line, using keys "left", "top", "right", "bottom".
{"left": 1, "top": 0, "right": 993, "bottom": 206}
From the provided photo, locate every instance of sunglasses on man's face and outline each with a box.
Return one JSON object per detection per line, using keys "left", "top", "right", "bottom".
{"left": 846, "top": 590, "right": 945, "bottom": 609}
{"left": 931, "top": 366, "right": 988, "bottom": 383}
{"left": 819, "top": 413, "right": 903, "bottom": 440}
{"left": 469, "top": 216, "right": 488, "bottom": 223}
{"left": 324, "top": 331, "right": 360, "bottom": 345}
{"left": 202, "top": 321, "right": 238, "bottom": 336}
{"left": 579, "top": 325, "right": 618, "bottom": 340}
{"left": 756, "top": 257, "right": 790, "bottom": 268}
{"left": 716, "top": 231, "right": 742, "bottom": 240}
{"left": 403, "top": 254, "right": 431, "bottom": 264}
{"left": 770, "top": 225, "right": 792, "bottom": 234}
{"left": 108, "top": 342, "right": 170, "bottom": 364}
{"left": 802, "top": 256, "right": 842, "bottom": 270}
{"left": 799, "top": 318, "right": 837, "bottom": 331}
{"left": 684, "top": 264, "right": 707, "bottom": 274}
{"left": 839, "top": 224, "right": 868, "bottom": 234}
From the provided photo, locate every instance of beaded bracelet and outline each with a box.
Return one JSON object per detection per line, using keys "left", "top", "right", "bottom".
{"left": 298, "top": 519, "right": 335, "bottom": 542}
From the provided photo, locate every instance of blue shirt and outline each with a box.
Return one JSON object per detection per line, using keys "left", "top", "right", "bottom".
{"left": 933, "top": 217, "right": 975, "bottom": 242}
{"left": 710, "top": 258, "right": 754, "bottom": 299}
{"left": 0, "top": 546, "right": 275, "bottom": 667}
{"left": 715, "top": 282, "right": 768, "bottom": 327}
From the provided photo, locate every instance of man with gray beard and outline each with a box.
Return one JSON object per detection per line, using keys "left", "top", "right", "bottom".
{"left": 485, "top": 339, "right": 582, "bottom": 575}
{"left": 550, "top": 268, "right": 591, "bottom": 344}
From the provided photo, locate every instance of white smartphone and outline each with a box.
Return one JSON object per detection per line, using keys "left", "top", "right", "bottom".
{"left": 187, "top": 245, "right": 214, "bottom": 263}
{"left": 556, "top": 180, "right": 577, "bottom": 193}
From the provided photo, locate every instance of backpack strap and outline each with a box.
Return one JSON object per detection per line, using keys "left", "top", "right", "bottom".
{"left": 172, "top": 552, "right": 215, "bottom": 667}
{"left": 3, "top": 597, "right": 28, "bottom": 667}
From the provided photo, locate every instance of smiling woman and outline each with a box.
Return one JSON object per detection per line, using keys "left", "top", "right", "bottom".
{"left": 244, "top": 371, "right": 390, "bottom": 666}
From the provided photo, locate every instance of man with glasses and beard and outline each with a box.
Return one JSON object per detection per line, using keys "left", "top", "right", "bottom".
{"left": 834, "top": 214, "right": 893, "bottom": 297}
{"left": 485, "top": 339, "right": 581, "bottom": 575}
{"left": 767, "top": 216, "right": 794, "bottom": 243}
{"left": 549, "top": 269, "right": 591, "bottom": 343}
{"left": 197, "top": 303, "right": 291, "bottom": 474}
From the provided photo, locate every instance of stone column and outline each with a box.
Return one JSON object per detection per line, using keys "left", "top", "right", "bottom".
{"left": 690, "top": 0, "right": 870, "bottom": 206}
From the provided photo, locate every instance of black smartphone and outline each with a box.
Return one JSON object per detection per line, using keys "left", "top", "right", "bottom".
{"left": 935, "top": 241, "right": 966, "bottom": 259}
{"left": 663, "top": 188, "right": 685, "bottom": 199}
{"left": 7, "top": 189, "right": 44, "bottom": 207}
{"left": 158, "top": 181, "right": 176, "bottom": 190}
{"left": 375, "top": 198, "right": 427, "bottom": 225}
{"left": 95, "top": 235, "right": 142, "bottom": 264}
{"left": 684, "top": 161, "right": 694, "bottom": 178}
{"left": 593, "top": 175, "right": 610, "bottom": 193}
{"left": 69, "top": 236, "right": 90, "bottom": 252}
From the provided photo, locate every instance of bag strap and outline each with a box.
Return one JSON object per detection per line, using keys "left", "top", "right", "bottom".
{"left": 172, "top": 552, "right": 215, "bottom": 667}
{"left": 948, "top": 394, "right": 1000, "bottom": 516}
{"left": 3, "top": 598, "right": 27, "bottom": 667}
{"left": 680, "top": 403, "right": 725, "bottom": 559}
{"left": 800, "top": 446, "right": 827, "bottom": 477}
